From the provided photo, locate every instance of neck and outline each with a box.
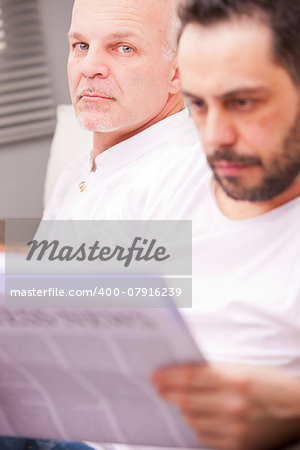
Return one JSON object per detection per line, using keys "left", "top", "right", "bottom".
{"left": 215, "top": 174, "right": 300, "bottom": 220}
{"left": 92, "top": 93, "right": 185, "bottom": 160}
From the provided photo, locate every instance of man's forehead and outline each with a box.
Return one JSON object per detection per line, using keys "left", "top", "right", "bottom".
{"left": 179, "top": 19, "right": 273, "bottom": 61}
{"left": 71, "top": 0, "right": 174, "bottom": 27}
{"left": 178, "top": 19, "right": 280, "bottom": 96}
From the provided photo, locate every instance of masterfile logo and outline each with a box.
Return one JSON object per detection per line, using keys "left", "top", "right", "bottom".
{"left": 4, "top": 220, "right": 192, "bottom": 309}
{"left": 26, "top": 237, "right": 170, "bottom": 267}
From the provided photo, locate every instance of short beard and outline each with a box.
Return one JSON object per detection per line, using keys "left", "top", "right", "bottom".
{"left": 75, "top": 92, "right": 118, "bottom": 132}
{"left": 207, "top": 113, "right": 300, "bottom": 202}
{"left": 77, "top": 112, "right": 118, "bottom": 133}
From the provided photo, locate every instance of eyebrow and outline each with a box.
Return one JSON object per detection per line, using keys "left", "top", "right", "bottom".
{"left": 222, "top": 87, "right": 270, "bottom": 98}
{"left": 68, "top": 31, "right": 85, "bottom": 41}
{"left": 183, "top": 87, "right": 270, "bottom": 100}
{"left": 68, "top": 31, "right": 141, "bottom": 42}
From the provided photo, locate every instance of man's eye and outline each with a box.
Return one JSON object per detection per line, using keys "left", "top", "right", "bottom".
{"left": 74, "top": 42, "right": 89, "bottom": 51}
{"left": 116, "top": 45, "right": 134, "bottom": 54}
{"left": 230, "top": 98, "right": 254, "bottom": 110}
{"left": 188, "top": 99, "right": 207, "bottom": 112}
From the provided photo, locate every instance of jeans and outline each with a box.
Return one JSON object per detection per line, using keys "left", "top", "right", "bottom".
{"left": 0, "top": 438, "right": 95, "bottom": 450}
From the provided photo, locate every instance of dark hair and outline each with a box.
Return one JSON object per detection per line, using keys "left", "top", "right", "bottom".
{"left": 179, "top": 0, "right": 300, "bottom": 84}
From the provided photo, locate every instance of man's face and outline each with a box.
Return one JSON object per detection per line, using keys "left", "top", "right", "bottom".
{"left": 68, "top": 0, "right": 178, "bottom": 134}
{"left": 178, "top": 19, "right": 300, "bottom": 202}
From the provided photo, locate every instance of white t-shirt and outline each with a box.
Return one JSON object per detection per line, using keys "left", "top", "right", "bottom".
{"left": 43, "top": 112, "right": 300, "bottom": 448}
{"left": 43, "top": 110, "right": 205, "bottom": 221}
{"left": 184, "top": 164, "right": 300, "bottom": 375}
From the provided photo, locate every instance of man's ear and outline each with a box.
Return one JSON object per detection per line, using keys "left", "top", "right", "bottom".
{"left": 169, "top": 58, "right": 182, "bottom": 94}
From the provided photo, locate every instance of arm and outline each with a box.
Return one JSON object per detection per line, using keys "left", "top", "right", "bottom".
{"left": 152, "top": 363, "right": 300, "bottom": 450}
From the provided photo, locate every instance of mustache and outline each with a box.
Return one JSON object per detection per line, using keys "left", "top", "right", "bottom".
{"left": 77, "top": 87, "right": 115, "bottom": 100}
{"left": 207, "top": 147, "right": 262, "bottom": 167}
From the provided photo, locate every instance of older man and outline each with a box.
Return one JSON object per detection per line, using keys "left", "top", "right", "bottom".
{"left": 43, "top": 0, "right": 203, "bottom": 221}
{"left": 154, "top": 0, "right": 300, "bottom": 449}
{"left": 0, "top": 1, "right": 203, "bottom": 450}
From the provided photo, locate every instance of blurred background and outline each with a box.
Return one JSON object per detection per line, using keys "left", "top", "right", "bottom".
{"left": 0, "top": 0, "right": 75, "bottom": 219}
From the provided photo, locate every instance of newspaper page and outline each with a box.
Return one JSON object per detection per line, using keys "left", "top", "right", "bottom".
{"left": 0, "top": 221, "right": 204, "bottom": 447}
{"left": 0, "top": 306, "right": 204, "bottom": 448}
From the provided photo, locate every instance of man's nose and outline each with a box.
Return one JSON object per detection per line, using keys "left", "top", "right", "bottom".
{"left": 81, "top": 49, "right": 110, "bottom": 79}
{"left": 203, "top": 109, "right": 238, "bottom": 151}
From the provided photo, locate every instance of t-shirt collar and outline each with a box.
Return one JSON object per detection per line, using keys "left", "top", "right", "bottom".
{"left": 91, "top": 109, "right": 190, "bottom": 172}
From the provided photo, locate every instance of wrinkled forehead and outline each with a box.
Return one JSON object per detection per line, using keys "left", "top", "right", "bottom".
{"left": 71, "top": 0, "right": 173, "bottom": 37}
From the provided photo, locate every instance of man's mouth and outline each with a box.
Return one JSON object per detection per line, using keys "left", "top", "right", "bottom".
{"left": 213, "top": 161, "right": 257, "bottom": 175}
{"left": 78, "top": 89, "right": 115, "bottom": 102}
{"left": 207, "top": 148, "right": 262, "bottom": 176}
{"left": 80, "top": 93, "right": 114, "bottom": 101}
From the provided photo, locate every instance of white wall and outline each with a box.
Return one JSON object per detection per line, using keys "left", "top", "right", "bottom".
{"left": 0, "top": 0, "right": 74, "bottom": 219}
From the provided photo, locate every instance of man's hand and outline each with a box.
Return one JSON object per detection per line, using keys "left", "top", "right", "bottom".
{"left": 152, "top": 363, "right": 300, "bottom": 450}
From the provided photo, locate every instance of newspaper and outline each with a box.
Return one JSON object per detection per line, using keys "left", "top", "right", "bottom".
{"left": 0, "top": 305, "right": 204, "bottom": 448}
